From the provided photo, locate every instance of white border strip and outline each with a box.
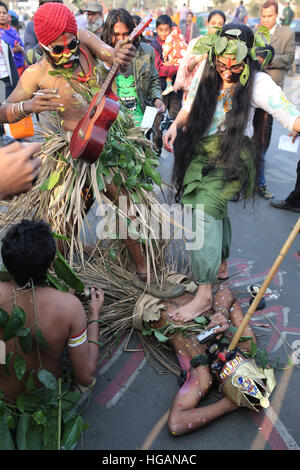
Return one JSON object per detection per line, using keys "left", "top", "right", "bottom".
{"left": 106, "top": 358, "right": 147, "bottom": 409}
{"left": 266, "top": 406, "right": 300, "bottom": 450}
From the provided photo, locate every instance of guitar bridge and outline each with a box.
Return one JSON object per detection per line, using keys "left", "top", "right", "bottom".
{"left": 78, "top": 129, "right": 85, "bottom": 139}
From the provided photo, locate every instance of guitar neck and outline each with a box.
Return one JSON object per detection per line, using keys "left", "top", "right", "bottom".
{"left": 96, "top": 60, "right": 120, "bottom": 105}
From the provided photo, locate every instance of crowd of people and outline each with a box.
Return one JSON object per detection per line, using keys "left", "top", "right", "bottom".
{"left": 0, "top": 0, "right": 299, "bottom": 448}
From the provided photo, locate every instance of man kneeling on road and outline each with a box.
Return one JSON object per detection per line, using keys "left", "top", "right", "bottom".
{"left": 0, "top": 219, "right": 103, "bottom": 402}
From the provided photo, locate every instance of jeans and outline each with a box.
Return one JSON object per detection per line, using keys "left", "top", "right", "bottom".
{"left": 152, "top": 90, "right": 183, "bottom": 153}
{"left": 256, "top": 112, "right": 273, "bottom": 187}
{"left": 286, "top": 159, "right": 300, "bottom": 206}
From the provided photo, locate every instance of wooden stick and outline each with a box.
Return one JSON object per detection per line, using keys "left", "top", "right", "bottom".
{"left": 229, "top": 217, "right": 300, "bottom": 351}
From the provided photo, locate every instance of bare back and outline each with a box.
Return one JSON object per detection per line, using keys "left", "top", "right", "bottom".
{"left": 0, "top": 282, "right": 83, "bottom": 401}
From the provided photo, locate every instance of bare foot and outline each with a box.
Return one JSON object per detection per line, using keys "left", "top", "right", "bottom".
{"left": 218, "top": 260, "right": 229, "bottom": 280}
{"left": 168, "top": 284, "right": 213, "bottom": 322}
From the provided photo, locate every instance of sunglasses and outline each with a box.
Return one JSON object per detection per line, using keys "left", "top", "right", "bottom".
{"left": 215, "top": 61, "right": 244, "bottom": 75}
{"left": 41, "top": 38, "right": 79, "bottom": 56}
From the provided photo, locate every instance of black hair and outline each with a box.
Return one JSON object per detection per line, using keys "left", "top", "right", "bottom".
{"left": 173, "top": 23, "right": 261, "bottom": 202}
{"left": 132, "top": 14, "right": 141, "bottom": 26}
{"left": 207, "top": 9, "right": 226, "bottom": 24}
{"left": 101, "top": 8, "right": 135, "bottom": 47}
{"left": 1, "top": 219, "right": 56, "bottom": 287}
{"left": 0, "top": 2, "right": 8, "bottom": 12}
{"left": 255, "top": 44, "right": 275, "bottom": 63}
{"left": 156, "top": 14, "right": 172, "bottom": 29}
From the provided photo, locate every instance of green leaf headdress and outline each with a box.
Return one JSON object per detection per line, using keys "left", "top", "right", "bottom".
{"left": 191, "top": 25, "right": 271, "bottom": 85}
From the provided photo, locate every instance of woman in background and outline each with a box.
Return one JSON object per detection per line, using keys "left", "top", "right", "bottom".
{"left": 174, "top": 10, "right": 226, "bottom": 101}
{"left": 0, "top": 2, "right": 25, "bottom": 76}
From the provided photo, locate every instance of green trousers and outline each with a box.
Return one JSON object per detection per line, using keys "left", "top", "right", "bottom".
{"left": 190, "top": 209, "right": 231, "bottom": 284}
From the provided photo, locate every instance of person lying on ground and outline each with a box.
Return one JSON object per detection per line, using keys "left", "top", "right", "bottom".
{"left": 150, "top": 284, "right": 257, "bottom": 434}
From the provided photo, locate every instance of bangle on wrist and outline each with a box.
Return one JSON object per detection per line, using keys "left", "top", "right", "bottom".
{"left": 11, "top": 103, "right": 21, "bottom": 120}
{"left": 18, "top": 101, "right": 30, "bottom": 118}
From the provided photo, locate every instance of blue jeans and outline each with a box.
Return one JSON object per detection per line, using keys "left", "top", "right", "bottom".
{"left": 256, "top": 151, "right": 266, "bottom": 187}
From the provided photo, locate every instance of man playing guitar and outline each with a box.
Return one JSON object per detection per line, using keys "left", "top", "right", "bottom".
{"left": 0, "top": 3, "right": 160, "bottom": 286}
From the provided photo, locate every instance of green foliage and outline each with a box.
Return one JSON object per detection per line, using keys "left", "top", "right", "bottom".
{"left": 39, "top": 169, "right": 62, "bottom": 191}
{"left": 141, "top": 316, "right": 209, "bottom": 343}
{"left": 52, "top": 251, "right": 84, "bottom": 293}
{"left": 2, "top": 307, "right": 26, "bottom": 341}
{"left": 191, "top": 24, "right": 273, "bottom": 86}
{"left": 96, "top": 106, "right": 161, "bottom": 199}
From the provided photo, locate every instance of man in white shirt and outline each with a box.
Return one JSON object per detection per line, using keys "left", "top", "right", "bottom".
{"left": 0, "top": 39, "right": 19, "bottom": 100}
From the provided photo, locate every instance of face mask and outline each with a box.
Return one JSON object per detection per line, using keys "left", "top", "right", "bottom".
{"left": 41, "top": 35, "right": 80, "bottom": 68}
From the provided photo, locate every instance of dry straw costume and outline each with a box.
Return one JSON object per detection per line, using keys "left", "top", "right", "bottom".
{"left": 0, "top": 3, "right": 167, "bottom": 281}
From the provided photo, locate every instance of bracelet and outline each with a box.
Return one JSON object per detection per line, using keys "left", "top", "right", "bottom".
{"left": 18, "top": 101, "right": 29, "bottom": 118}
{"left": 11, "top": 103, "right": 21, "bottom": 120}
{"left": 87, "top": 319, "right": 102, "bottom": 325}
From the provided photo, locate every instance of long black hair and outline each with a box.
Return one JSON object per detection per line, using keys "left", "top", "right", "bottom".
{"left": 173, "top": 23, "right": 261, "bottom": 202}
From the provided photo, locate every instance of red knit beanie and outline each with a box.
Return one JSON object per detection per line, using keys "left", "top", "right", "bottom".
{"left": 33, "top": 3, "right": 78, "bottom": 46}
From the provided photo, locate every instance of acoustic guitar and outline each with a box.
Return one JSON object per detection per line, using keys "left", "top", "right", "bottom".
{"left": 69, "top": 16, "right": 152, "bottom": 163}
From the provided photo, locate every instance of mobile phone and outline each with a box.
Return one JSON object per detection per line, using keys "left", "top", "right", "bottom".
{"left": 196, "top": 326, "right": 221, "bottom": 344}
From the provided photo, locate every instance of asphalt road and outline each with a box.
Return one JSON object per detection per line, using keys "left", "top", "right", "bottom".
{"left": 78, "top": 74, "right": 300, "bottom": 453}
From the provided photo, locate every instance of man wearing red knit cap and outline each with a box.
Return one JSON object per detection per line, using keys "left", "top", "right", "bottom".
{"left": 34, "top": 2, "right": 79, "bottom": 48}
{"left": 0, "top": 2, "right": 135, "bottom": 131}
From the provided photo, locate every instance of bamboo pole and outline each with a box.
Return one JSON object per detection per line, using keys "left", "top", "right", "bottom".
{"left": 229, "top": 217, "right": 300, "bottom": 351}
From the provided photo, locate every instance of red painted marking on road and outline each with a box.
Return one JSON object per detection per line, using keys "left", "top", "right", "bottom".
{"left": 251, "top": 410, "right": 288, "bottom": 450}
{"left": 234, "top": 263, "right": 250, "bottom": 271}
{"left": 95, "top": 347, "right": 145, "bottom": 405}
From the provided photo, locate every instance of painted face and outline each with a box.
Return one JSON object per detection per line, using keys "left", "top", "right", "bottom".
{"left": 43, "top": 33, "right": 79, "bottom": 68}
{"left": 260, "top": 6, "right": 278, "bottom": 31}
{"left": 156, "top": 24, "right": 172, "bottom": 42}
{"left": 215, "top": 56, "right": 244, "bottom": 83}
{"left": 111, "top": 21, "right": 130, "bottom": 47}
{"left": 207, "top": 14, "right": 225, "bottom": 35}
{"left": 0, "top": 6, "right": 9, "bottom": 26}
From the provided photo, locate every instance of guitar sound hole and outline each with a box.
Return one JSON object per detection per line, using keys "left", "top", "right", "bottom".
{"left": 90, "top": 106, "right": 97, "bottom": 119}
